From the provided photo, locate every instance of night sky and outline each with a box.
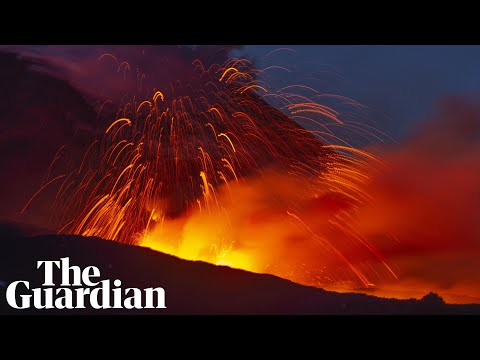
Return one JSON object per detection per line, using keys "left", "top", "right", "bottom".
{"left": 238, "top": 45, "right": 480, "bottom": 139}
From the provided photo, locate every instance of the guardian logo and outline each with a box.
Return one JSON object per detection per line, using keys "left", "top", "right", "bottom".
{"left": 5, "top": 257, "right": 166, "bottom": 310}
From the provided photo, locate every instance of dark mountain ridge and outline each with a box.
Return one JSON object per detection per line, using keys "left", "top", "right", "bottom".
{"left": 0, "top": 222, "right": 478, "bottom": 315}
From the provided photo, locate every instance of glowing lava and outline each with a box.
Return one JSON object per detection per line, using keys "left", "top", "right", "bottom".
{"left": 36, "top": 54, "right": 398, "bottom": 293}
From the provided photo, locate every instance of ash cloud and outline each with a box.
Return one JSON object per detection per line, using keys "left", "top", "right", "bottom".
{"left": 0, "top": 46, "right": 241, "bottom": 227}
{"left": 355, "top": 96, "right": 480, "bottom": 303}
{"left": 1, "top": 45, "right": 242, "bottom": 109}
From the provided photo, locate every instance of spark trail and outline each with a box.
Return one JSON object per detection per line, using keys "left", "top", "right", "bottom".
{"left": 37, "top": 55, "right": 396, "bottom": 290}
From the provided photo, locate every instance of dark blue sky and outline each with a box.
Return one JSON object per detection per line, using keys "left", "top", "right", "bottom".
{"left": 237, "top": 45, "right": 480, "bottom": 140}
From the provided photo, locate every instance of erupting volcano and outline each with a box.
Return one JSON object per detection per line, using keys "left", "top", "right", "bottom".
{"left": 22, "top": 51, "right": 397, "bottom": 294}
{"left": 8, "top": 45, "right": 480, "bottom": 307}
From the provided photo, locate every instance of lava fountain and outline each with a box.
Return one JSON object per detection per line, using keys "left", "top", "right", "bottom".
{"left": 30, "top": 53, "right": 398, "bottom": 291}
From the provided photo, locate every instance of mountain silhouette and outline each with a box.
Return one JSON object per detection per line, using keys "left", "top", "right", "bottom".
{"left": 1, "top": 221, "right": 479, "bottom": 315}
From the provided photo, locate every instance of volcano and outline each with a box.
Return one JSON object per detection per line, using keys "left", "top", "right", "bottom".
{"left": 3, "top": 46, "right": 479, "bottom": 307}
{"left": 0, "top": 48, "right": 409, "bottom": 297}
